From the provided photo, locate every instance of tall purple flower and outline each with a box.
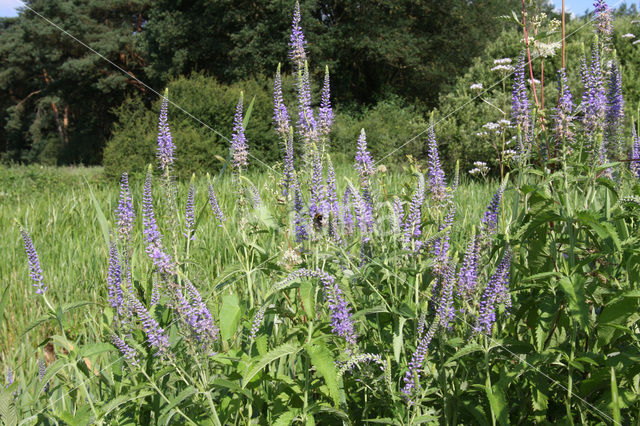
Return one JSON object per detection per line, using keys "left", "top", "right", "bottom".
{"left": 554, "top": 68, "right": 575, "bottom": 146}
{"left": 403, "top": 173, "right": 425, "bottom": 251}
{"left": 630, "top": 127, "right": 640, "bottom": 178}
{"left": 21, "top": 230, "right": 47, "bottom": 295}
{"left": 436, "top": 262, "right": 456, "bottom": 330}
{"left": 480, "top": 184, "right": 505, "bottom": 238}
{"left": 309, "top": 152, "right": 325, "bottom": 228}
{"left": 605, "top": 60, "right": 625, "bottom": 156}
{"left": 273, "top": 64, "right": 290, "bottom": 140}
{"left": 289, "top": 1, "right": 307, "bottom": 71}
{"left": 326, "top": 158, "right": 341, "bottom": 239}
{"left": 318, "top": 66, "right": 334, "bottom": 137}
{"left": 402, "top": 320, "right": 437, "bottom": 402}
{"left": 475, "top": 250, "right": 512, "bottom": 335}
{"left": 457, "top": 236, "right": 479, "bottom": 301}
{"left": 112, "top": 334, "right": 139, "bottom": 366}
{"left": 342, "top": 187, "right": 354, "bottom": 236}
{"left": 250, "top": 304, "right": 268, "bottom": 340}
{"left": 5, "top": 366, "right": 13, "bottom": 386}
{"left": 297, "top": 63, "right": 317, "bottom": 144}
{"left": 184, "top": 179, "right": 196, "bottom": 240}
{"left": 107, "top": 240, "right": 124, "bottom": 316}
{"left": 293, "top": 180, "right": 308, "bottom": 242}
{"left": 116, "top": 172, "right": 135, "bottom": 242}
{"left": 207, "top": 178, "right": 225, "bottom": 225}
{"left": 352, "top": 186, "right": 373, "bottom": 241}
{"left": 131, "top": 296, "right": 170, "bottom": 355}
{"left": 593, "top": 0, "right": 612, "bottom": 45}
{"left": 282, "top": 129, "right": 296, "bottom": 197}
{"left": 354, "top": 129, "right": 375, "bottom": 187}
{"left": 142, "top": 170, "right": 174, "bottom": 274}
{"left": 157, "top": 91, "right": 175, "bottom": 176}
{"left": 38, "top": 359, "right": 49, "bottom": 393}
{"left": 283, "top": 269, "right": 357, "bottom": 344}
{"left": 512, "top": 54, "right": 531, "bottom": 151}
{"left": 392, "top": 197, "right": 404, "bottom": 234}
{"left": 231, "top": 93, "right": 249, "bottom": 172}
{"left": 426, "top": 127, "right": 448, "bottom": 202}
{"left": 582, "top": 47, "right": 606, "bottom": 141}
{"left": 176, "top": 279, "right": 218, "bottom": 348}
{"left": 431, "top": 206, "right": 456, "bottom": 276}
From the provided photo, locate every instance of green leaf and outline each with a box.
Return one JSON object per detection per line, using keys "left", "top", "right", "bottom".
{"left": 485, "top": 382, "right": 509, "bottom": 426}
{"left": 299, "top": 280, "right": 315, "bottom": 318}
{"left": 0, "top": 286, "right": 10, "bottom": 326}
{"left": 99, "top": 390, "right": 154, "bottom": 418}
{"left": 80, "top": 343, "right": 115, "bottom": 358}
{"left": 21, "top": 313, "right": 54, "bottom": 336}
{"left": 219, "top": 294, "right": 241, "bottom": 341}
{"left": 305, "top": 343, "right": 340, "bottom": 406}
{"left": 598, "top": 293, "right": 639, "bottom": 345}
{"left": 558, "top": 275, "right": 589, "bottom": 328}
{"left": 242, "top": 96, "right": 255, "bottom": 129}
{"left": 576, "top": 210, "right": 621, "bottom": 251}
{"left": 393, "top": 317, "right": 406, "bottom": 363}
{"left": 0, "top": 389, "right": 18, "bottom": 426}
{"left": 243, "top": 343, "right": 300, "bottom": 387}
{"left": 159, "top": 387, "right": 197, "bottom": 423}
{"left": 272, "top": 409, "right": 299, "bottom": 426}
{"left": 610, "top": 367, "right": 621, "bottom": 424}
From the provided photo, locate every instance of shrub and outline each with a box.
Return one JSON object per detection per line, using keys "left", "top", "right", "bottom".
{"left": 104, "top": 74, "right": 280, "bottom": 180}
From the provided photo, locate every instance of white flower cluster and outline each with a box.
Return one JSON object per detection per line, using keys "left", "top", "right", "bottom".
{"left": 469, "top": 161, "right": 489, "bottom": 177}
{"left": 622, "top": 33, "right": 635, "bottom": 39}
{"left": 493, "top": 58, "right": 512, "bottom": 65}
{"left": 470, "top": 83, "right": 483, "bottom": 91}
{"left": 528, "top": 78, "right": 541, "bottom": 85}
{"left": 491, "top": 58, "right": 514, "bottom": 73}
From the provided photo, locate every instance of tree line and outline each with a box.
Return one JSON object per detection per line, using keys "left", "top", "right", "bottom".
{"left": 0, "top": 0, "right": 536, "bottom": 166}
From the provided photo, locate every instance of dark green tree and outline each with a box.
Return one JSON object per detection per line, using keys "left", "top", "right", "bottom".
{"left": 0, "top": 0, "right": 150, "bottom": 164}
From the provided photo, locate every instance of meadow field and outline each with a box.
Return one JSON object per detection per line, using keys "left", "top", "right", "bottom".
{"left": 3, "top": 0, "right": 640, "bottom": 425}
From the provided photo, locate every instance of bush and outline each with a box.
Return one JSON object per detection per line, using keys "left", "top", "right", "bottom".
{"left": 104, "top": 73, "right": 280, "bottom": 180}
{"left": 331, "top": 97, "right": 428, "bottom": 166}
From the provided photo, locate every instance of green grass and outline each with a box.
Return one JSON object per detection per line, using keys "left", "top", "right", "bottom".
{"left": 0, "top": 164, "right": 499, "bottom": 375}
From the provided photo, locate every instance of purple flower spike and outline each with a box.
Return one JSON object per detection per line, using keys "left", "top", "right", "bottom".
{"left": 273, "top": 64, "right": 290, "bottom": 140}
{"left": 283, "top": 129, "right": 296, "bottom": 197}
{"left": 630, "top": 127, "right": 640, "bottom": 178}
{"left": 403, "top": 174, "right": 425, "bottom": 251}
{"left": 142, "top": 170, "right": 174, "bottom": 274}
{"left": 131, "top": 296, "right": 170, "bottom": 355}
{"left": 293, "top": 180, "right": 308, "bottom": 242}
{"left": 605, "top": 60, "right": 625, "bottom": 156}
{"left": 342, "top": 187, "right": 354, "bottom": 236}
{"left": 475, "top": 250, "right": 512, "bottom": 335}
{"left": 178, "top": 279, "right": 218, "bottom": 347}
{"left": 554, "top": 68, "right": 575, "bottom": 146}
{"left": 112, "top": 334, "right": 139, "bottom": 366}
{"left": 318, "top": 66, "right": 334, "bottom": 137}
{"left": 480, "top": 184, "right": 505, "bottom": 238}
{"left": 512, "top": 54, "right": 531, "bottom": 152}
{"left": 326, "top": 158, "right": 341, "bottom": 239}
{"left": 5, "top": 366, "right": 13, "bottom": 386}
{"left": 582, "top": 47, "right": 606, "bottom": 141}
{"left": 431, "top": 206, "right": 456, "bottom": 276}
{"left": 231, "top": 93, "right": 249, "bottom": 172}
{"left": 402, "top": 320, "right": 437, "bottom": 403}
{"left": 184, "top": 179, "right": 196, "bottom": 240}
{"left": 21, "top": 230, "right": 47, "bottom": 295}
{"left": 116, "top": 172, "right": 135, "bottom": 242}
{"left": 297, "top": 63, "right": 317, "bottom": 144}
{"left": 207, "top": 178, "right": 226, "bottom": 225}
{"left": 289, "top": 1, "right": 307, "bottom": 71}
{"left": 392, "top": 197, "right": 404, "bottom": 234}
{"left": 107, "top": 240, "right": 124, "bottom": 316}
{"left": 250, "top": 304, "right": 268, "bottom": 340}
{"left": 282, "top": 269, "right": 356, "bottom": 344}
{"left": 352, "top": 187, "right": 373, "bottom": 241}
{"left": 426, "top": 127, "right": 448, "bottom": 202}
{"left": 157, "top": 91, "right": 175, "bottom": 176}
{"left": 436, "top": 262, "right": 457, "bottom": 330}
{"left": 38, "top": 359, "right": 49, "bottom": 393}
{"left": 309, "top": 153, "right": 325, "bottom": 227}
{"left": 593, "top": 0, "right": 612, "bottom": 44}
{"left": 354, "top": 129, "right": 375, "bottom": 186}
{"left": 457, "top": 236, "right": 479, "bottom": 301}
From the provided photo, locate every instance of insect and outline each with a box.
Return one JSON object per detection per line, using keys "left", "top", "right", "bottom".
{"left": 313, "top": 212, "right": 323, "bottom": 229}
